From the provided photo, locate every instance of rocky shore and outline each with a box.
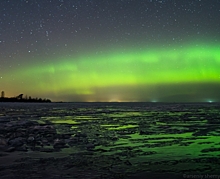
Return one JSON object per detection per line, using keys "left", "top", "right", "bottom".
{"left": 0, "top": 102, "right": 220, "bottom": 178}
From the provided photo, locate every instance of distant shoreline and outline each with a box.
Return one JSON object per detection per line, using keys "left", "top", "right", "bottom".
{"left": 0, "top": 100, "right": 219, "bottom": 104}
{"left": 51, "top": 101, "right": 220, "bottom": 104}
{"left": 0, "top": 97, "right": 51, "bottom": 103}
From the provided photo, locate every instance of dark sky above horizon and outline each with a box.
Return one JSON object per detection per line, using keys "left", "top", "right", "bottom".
{"left": 0, "top": 0, "right": 220, "bottom": 102}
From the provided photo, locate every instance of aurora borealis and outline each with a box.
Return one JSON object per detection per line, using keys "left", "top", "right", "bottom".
{"left": 0, "top": 0, "right": 220, "bottom": 102}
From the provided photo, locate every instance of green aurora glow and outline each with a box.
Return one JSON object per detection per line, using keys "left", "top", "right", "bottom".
{"left": 2, "top": 42, "right": 220, "bottom": 102}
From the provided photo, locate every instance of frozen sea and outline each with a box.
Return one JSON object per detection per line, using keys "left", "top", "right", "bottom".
{"left": 1, "top": 102, "right": 220, "bottom": 178}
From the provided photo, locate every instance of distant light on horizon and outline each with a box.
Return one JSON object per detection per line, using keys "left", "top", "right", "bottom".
{"left": 151, "top": 100, "right": 158, "bottom": 103}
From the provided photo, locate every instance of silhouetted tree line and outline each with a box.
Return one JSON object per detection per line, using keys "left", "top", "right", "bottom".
{"left": 0, "top": 94, "right": 51, "bottom": 103}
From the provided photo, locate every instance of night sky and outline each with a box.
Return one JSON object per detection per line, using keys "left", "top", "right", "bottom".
{"left": 0, "top": 0, "right": 220, "bottom": 102}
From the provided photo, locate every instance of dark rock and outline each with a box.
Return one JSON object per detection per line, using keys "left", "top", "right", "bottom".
{"left": 0, "top": 138, "right": 7, "bottom": 146}
{"left": 27, "top": 136, "right": 35, "bottom": 143}
{"left": 8, "top": 137, "right": 25, "bottom": 147}
{"left": 0, "top": 145, "right": 7, "bottom": 152}
{"left": 201, "top": 147, "right": 220, "bottom": 153}
{"left": 0, "top": 117, "right": 10, "bottom": 123}
{"left": 0, "top": 153, "right": 8, "bottom": 157}
{"left": 86, "top": 143, "right": 95, "bottom": 151}
{"left": 67, "top": 139, "right": 77, "bottom": 147}
{"left": 28, "top": 125, "right": 56, "bottom": 134}
{"left": 124, "top": 160, "right": 132, "bottom": 165}
{"left": 75, "top": 132, "right": 87, "bottom": 138}
{"left": 45, "top": 134, "right": 54, "bottom": 142}
{"left": 0, "top": 127, "right": 7, "bottom": 134}
{"left": 95, "top": 148, "right": 108, "bottom": 152}
{"left": 61, "top": 134, "right": 72, "bottom": 139}
{"left": 111, "top": 136, "right": 118, "bottom": 141}
{"left": 30, "top": 146, "right": 41, "bottom": 151}
{"left": 139, "top": 130, "right": 153, "bottom": 135}
{"left": 5, "top": 147, "right": 16, "bottom": 152}
{"left": 39, "top": 148, "right": 54, "bottom": 152}
{"left": 17, "top": 145, "right": 28, "bottom": 152}
{"left": 41, "top": 139, "right": 50, "bottom": 146}
{"left": 53, "top": 139, "right": 67, "bottom": 149}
